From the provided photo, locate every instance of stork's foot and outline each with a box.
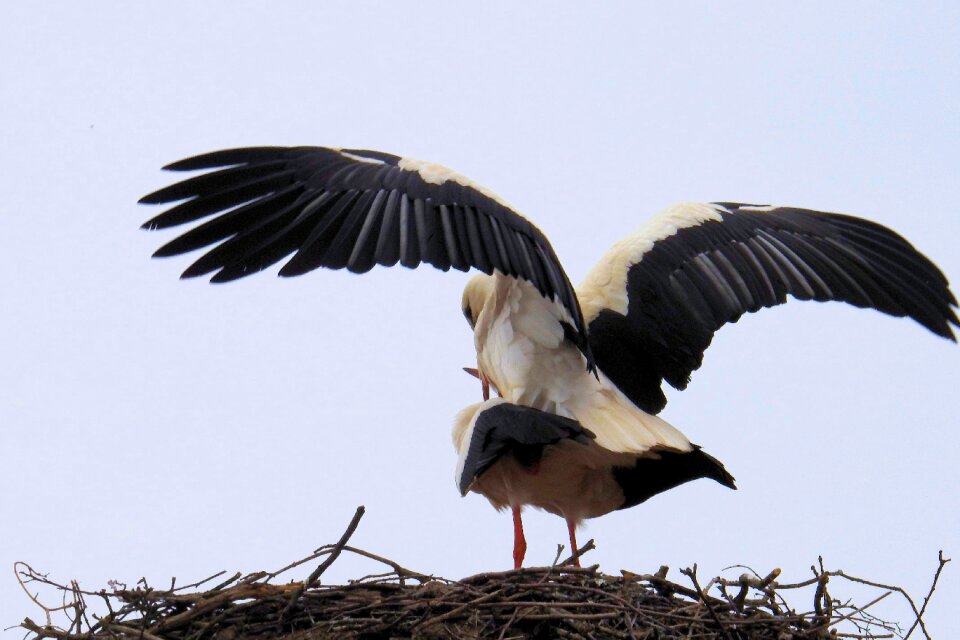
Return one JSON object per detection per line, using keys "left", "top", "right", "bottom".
{"left": 512, "top": 505, "right": 527, "bottom": 569}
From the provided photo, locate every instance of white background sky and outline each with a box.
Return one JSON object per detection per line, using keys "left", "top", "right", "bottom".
{"left": 2, "top": 2, "right": 958, "bottom": 635}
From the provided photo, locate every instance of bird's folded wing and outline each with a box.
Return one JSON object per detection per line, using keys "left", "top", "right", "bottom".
{"left": 456, "top": 399, "right": 594, "bottom": 496}
{"left": 139, "top": 146, "right": 587, "bottom": 343}
{"left": 577, "top": 202, "right": 959, "bottom": 414}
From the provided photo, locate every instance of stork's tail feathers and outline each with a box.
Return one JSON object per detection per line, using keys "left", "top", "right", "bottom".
{"left": 697, "top": 448, "right": 737, "bottom": 490}
{"left": 613, "top": 447, "right": 735, "bottom": 511}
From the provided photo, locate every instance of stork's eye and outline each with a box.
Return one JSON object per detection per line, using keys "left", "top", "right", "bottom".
{"left": 462, "top": 305, "right": 475, "bottom": 327}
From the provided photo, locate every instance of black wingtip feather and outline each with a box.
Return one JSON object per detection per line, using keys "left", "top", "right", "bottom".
{"left": 179, "top": 246, "right": 234, "bottom": 278}
{"left": 161, "top": 147, "right": 291, "bottom": 172}
{"left": 277, "top": 261, "right": 313, "bottom": 278}
{"left": 139, "top": 191, "right": 178, "bottom": 205}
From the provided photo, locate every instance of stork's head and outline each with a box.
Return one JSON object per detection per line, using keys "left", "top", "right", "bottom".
{"left": 461, "top": 273, "right": 495, "bottom": 330}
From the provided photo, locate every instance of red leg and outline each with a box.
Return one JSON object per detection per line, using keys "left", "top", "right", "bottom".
{"left": 512, "top": 506, "right": 527, "bottom": 569}
{"left": 566, "top": 518, "right": 580, "bottom": 567}
{"left": 461, "top": 367, "right": 491, "bottom": 401}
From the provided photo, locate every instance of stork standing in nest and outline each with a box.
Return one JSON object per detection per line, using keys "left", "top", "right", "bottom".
{"left": 140, "top": 146, "right": 958, "bottom": 568}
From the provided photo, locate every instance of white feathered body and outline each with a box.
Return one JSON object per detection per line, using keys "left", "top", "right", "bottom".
{"left": 476, "top": 274, "right": 690, "bottom": 453}
{"left": 458, "top": 273, "right": 694, "bottom": 521}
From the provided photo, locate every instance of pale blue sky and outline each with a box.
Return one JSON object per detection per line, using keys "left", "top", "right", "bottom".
{"left": 2, "top": 2, "right": 958, "bottom": 634}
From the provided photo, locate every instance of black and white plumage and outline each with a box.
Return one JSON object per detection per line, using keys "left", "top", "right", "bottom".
{"left": 578, "top": 202, "right": 959, "bottom": 413}
{"left": 140, "top": 145, "right": 959, "bottom": 568}
{"left": 452, "top": 398, "right": 734, "bottom": 567}
{"left": 453, "top": 399, "right": 596, "bottom": 499}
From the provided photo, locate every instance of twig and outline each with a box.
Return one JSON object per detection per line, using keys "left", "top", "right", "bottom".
{"left": 305, "top": 505, "right": 367, "bottom": 587}
{"left": 106, "top": 624, "right": 167, "bottom": 640}
{"left": 415, "top": 587, "right": 507, "bottom": 628}
{"left": 336, "top": 545, "right": 432, "bottom": 585}
{"left": 560, "top": 539, "right": 596, "bottom": 567}
{"left": 283, "top": 505, "right": 365, "bottom": 614}
{"left": 904, "top": 550, "right": 950, "bottom": 640}
{"left": 802, "top": 591, "right": 890, "bottom": 637}
{"left": 13, "top": 563, "right": 77, "bottom": 628}
{"left": 171, "top": 569, "right": 228, "bottom": 592}
{"left": 679, "top": 565, "right": 736, "bottom": 640}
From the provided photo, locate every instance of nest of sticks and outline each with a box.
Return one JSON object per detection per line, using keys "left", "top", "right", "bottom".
{"left": 15, "top": 508, "right": 949, "bottom": 640}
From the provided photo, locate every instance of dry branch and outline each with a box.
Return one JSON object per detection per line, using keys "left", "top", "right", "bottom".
{"left": 13, "top": 508, "right": 949, "bottom": 640}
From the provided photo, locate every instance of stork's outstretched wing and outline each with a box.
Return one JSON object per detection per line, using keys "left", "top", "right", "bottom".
{"left": 578, "top": 202, "right": 959, "bottom": 414}
{"left": 139, "top": 146, "right": 588, "bottom": 344}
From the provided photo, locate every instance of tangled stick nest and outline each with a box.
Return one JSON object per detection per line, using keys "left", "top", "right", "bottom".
{"left": 15, "top": 507, "right": 950, "bottom": 640}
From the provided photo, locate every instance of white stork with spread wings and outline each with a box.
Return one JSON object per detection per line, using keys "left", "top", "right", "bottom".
{"left": 140, "top": 146, "right": 958, "bottom": 568}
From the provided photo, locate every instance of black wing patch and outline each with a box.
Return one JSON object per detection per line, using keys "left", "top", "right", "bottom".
{"left": 589, "top": 203, "right": 959, "bottom": 414}
{"left": 458, "top": 402, "right": 594, "bottom": 496}
{"left": 140, "top": 146, "right": 588, "bottom": 346}
{"left": 613, "top": 447, "right": 735, "bottom": 510}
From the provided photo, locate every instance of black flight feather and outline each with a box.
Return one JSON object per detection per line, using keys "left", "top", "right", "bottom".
{"left": 587, "top": 203, "right": 959, "bottom": 414}
{"left": 140, "top": 146, "right": 592, "bottom": 364}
